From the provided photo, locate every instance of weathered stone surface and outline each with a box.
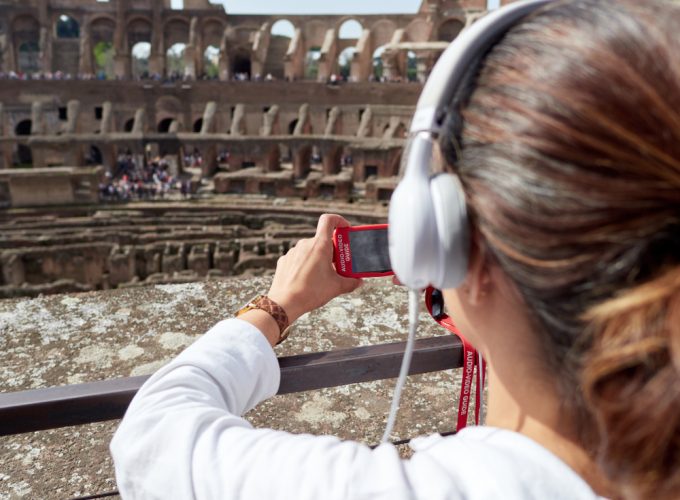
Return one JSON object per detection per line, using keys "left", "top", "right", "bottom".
{"left": 0, "top": 277, "right": 465, "bottom": 499}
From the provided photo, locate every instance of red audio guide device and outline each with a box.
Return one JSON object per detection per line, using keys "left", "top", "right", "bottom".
{"left": 332, "top": 224, "right": 394, "bottom": 279}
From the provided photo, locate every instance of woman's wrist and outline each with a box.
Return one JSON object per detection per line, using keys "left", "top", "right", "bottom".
{"left": 266, "top": 290, "right": 302, "bottom": 325}
{"left": 237, "top": 309, "right": 281, "bottom": 348}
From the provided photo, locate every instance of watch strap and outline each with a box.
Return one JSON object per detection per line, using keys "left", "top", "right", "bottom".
{"left": 236, "top": 295, "right": 290, "bottom": 344}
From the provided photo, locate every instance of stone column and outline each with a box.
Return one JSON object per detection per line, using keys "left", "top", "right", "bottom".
{"left": 218, "top": 28, "right": 231, "bottom": 81}
{"left": 148, "top": 2, "right": 164, "bottom": 77}
{"left": 79, "top": 28, "right": 94, "bottom": 75}
{"left": 39, "top": 26, "right": 52, "bottom": 74}
{"left": 183, "top": 17, "right": 199, "bottom": 80}
{"left": 4, "top": 34, "right": 17, "bottom": 73}
{"left": 113, "top": 0, "right": 130, "bottom": 78}
{"left": 64, "top": 100, "right": 84, "bottom": 166}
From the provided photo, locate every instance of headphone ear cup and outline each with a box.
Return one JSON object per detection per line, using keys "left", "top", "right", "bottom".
{"left": 429, "top": 173, "right": 470, "bottom": 289}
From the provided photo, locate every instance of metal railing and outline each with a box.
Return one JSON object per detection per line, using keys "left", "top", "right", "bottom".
{"left": 0, "top": 335, "right": 461, "bottom": 436}
{"left": 0, "top": 335, "right": 462, "bottom": 499}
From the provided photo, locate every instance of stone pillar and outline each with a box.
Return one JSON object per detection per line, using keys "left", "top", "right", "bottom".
{"left": 113, "top": 0, "right": 130, "bottom": 79}
{"left": 263, "top": 145, "right": 280, "bottom": 173}
{"left": 100, "top": 101, "right": 114, "bottom": 134}
{"left": 132, "top": 108, "right": 146, "bottom": 134}
{"left": 229, "top": 104, "right": 246, "bottom": 136}
{"left": 292, "top": 104, "right": 312, "bottom": 135}
{"left": 149, "top": 2, "right": 164, "bottom": 77}
{"left": 64, "top": 100, "right": 85, "bottom": 166}
{"left": 356, "top": 107, "right": 373, "bottom": 138}
{"left": 292, "top": 145, "right": 311, "bottom": 179}
{"left": 4, "top": 34, "right": 17, "bottom": 73}
{"left": 39, "top": 26, "right": 52, "bottom": 74}
{"left": 183, "top": 17, "right": 199, "bottom": 80}
{"left": 79, "top": 29, "right": 94, "bottom": 75}
{"left": 218, "top": 28, "right": 231, "bottom": 81}
{"left": 260, "top": 105, "right": 279, "bottom": 136}
{"left": 321, "top": 145, "right": 342, "bottom": 176}
{"left": 324, "top": 106, "right": 342, "bottom": 136}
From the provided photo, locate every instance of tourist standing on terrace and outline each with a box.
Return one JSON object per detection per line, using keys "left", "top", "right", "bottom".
{"left": 111, "top": 1, "right": 680, "bottom": 498}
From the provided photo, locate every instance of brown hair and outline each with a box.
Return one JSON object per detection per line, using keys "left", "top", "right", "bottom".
{"left": 444, "top": 0, "right": 680, "bottom": 497}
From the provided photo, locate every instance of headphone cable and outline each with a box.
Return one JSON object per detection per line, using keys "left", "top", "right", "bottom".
{"left": 381, "top": 288, "right": 420, "bottom": 443}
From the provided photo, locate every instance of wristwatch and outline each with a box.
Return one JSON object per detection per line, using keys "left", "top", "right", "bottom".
{"left": 235, "top": 294, "right": 292, "bottom": 345}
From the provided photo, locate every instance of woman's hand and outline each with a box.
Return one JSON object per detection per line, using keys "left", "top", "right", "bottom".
{"left": 267, "top": 214, "right": 362, "bottom": 324}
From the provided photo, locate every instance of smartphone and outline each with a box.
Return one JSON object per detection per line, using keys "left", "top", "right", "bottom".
{"left": 332, "top": 224, "right": 394, "bottom": 279}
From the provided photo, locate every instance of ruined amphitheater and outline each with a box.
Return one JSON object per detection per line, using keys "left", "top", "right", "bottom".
{"left": 0, "top": 1, "right": 507, "bottom": 498}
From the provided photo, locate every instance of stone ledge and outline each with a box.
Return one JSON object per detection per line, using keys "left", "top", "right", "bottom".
{"left": 0, "top": 278, "right": 465, "bottom": 498}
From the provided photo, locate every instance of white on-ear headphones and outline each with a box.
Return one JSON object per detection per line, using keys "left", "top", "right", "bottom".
{"left": 388, "top": 0, "right": 551, "bottom": 291}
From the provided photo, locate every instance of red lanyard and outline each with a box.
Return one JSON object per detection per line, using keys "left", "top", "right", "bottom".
{"left": 424, "top": 287, "right": 486, "bottom": 431}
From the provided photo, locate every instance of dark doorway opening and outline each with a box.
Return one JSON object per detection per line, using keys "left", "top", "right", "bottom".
{"left": 15, "top": 120, "right": 33, "bottom": 165}
{"left": 157, "top": 118, "right": 174, "bottom": 133}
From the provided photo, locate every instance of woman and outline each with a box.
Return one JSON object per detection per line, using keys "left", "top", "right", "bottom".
{"left": 111, "top": 1, "right": 680, "bottom": 498}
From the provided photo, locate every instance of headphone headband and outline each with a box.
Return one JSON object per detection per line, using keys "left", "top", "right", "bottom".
{"left": 410, "top": 0, "right": 552, "bottom": 136}
{"left": 389, "top": 0, "right": 551, "bottom": 291}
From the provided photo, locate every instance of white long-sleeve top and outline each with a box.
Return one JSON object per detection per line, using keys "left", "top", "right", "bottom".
{"left": 110, "top": 319, "right": 603, "bottom": 500}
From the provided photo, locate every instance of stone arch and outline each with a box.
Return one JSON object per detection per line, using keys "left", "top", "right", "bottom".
{"left": 270, "top": 19, "right": 295, "bottom": 38}
{"left": 437, "top": 18, "right": 464, "bottom": 41}
{"left": 131, "top": 41, "right": 151, "bottom": 79}
{"left": 301, "top": 21, "right": 328, "bottom": 80}
{"left": 12, "top": 15, "right": 40, "bottom": 73}
{"left": 166, "top": 42, "right": 187, "bottom": 78}
{"left": 202, "top": 17, "right": 225, "bottom": 47}
{"left": 231, "top": 46, "right": 251, "bottom": 79}
{"left": 406, "top": 18, "right": 431, "bottom": 43}
{"left": 53, "top": 14, "right": 82, "bottom": 74}
{"left": 126, "top": 17, "right": 152, "bottom": 52}
{"left": 90, "top": 17, "right": 116, "bottom": 78}
{"left": 370, "top": 19, "right": 398, "bottom": 52}
{"left": 164, "top": 17, "right": 190, "bottom": 49}
{"left": 265, "top": 19, "right": 295, "bottom": 80}
{"left": 156, "top": 95, "right": 184, "bottom": 116}
{"left": 303, "top": 20, "right": 328, "bottom": 52}
{"left": 55, "top": 14, "right": 80, "bottom": 39}
{"left": 337, "top": 19, "right": 362, "bottom": 40}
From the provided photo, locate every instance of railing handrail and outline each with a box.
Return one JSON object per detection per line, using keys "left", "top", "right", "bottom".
{"left": 0, "top": 335, "right": 461, "bottom": 436}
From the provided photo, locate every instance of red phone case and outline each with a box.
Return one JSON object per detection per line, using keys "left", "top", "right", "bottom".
{"left": 332, "top": 224, "right": 394, "bottom": 279}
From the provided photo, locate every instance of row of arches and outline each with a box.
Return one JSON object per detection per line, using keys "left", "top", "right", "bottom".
{"left": 8, "top": 13, "right": 464, "bottom": 80}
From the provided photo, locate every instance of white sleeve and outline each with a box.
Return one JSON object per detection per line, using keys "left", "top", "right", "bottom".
{"left": 110, "top": 319, "right": 414, "bottom": 500}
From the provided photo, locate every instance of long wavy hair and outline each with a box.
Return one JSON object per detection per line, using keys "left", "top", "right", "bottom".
{"left": 443, "top": 1, "right": 680, "bottom": 498}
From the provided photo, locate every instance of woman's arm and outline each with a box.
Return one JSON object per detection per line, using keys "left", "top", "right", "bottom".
{"left": 110, "top": 215, "right": 412, "bottom": 499}
{"left": 110, "top": 318, "right": 411, "bottom": 500}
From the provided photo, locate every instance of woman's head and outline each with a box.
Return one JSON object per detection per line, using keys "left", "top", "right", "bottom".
{"left": 443, "top": 0, "right": 680, "bottom": 497}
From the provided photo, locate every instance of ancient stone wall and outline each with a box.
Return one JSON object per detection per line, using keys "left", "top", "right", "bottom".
{"left": 0, "top": 0, "right": 508, "bottom": 82}
{"left": 0, "top": 205, "right": 386, "bottom": 298}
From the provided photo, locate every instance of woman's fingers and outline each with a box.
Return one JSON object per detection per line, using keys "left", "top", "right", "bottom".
{"left": 267, "top": 214, "right": 361, "bottom": 323}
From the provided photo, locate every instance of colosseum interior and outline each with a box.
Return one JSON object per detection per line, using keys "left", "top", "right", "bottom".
{"left": 0, "top": 0, "right": 517, "bottom": 297}
{"left": 1, "top": 1, "right": 515, "bottom": 498}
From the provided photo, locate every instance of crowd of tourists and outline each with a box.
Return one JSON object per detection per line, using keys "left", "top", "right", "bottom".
{"left": 99, "top": 153, "right": 192, "bottom": 202}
